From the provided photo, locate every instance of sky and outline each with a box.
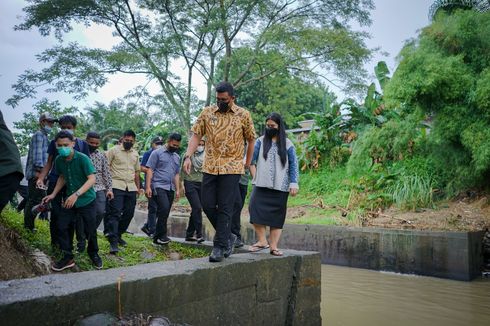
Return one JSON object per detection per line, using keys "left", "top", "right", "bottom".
{"left": 0, "top": 0, "right": 434, "bottom": 130}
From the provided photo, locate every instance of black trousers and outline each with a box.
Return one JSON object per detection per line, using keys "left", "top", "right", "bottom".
{"left": 16, "top": 185, "right": 28, "bottom": 212}
{"left": 201, "top": 173, "right": 240, "bottom": 249}
{"left": 57, "top": 200, "right": 98, "bottom": 259}
{"left": 184, "top": 180, "right": 203, "bottom": 238}
{"left": 153, "top": 188, "right": 175, "bottom": 240}
{"left": 0, "top": 172, "right": 22, "bottom": 212}
{"left": 232, "top": 183, "right": 248, "bottom": 240}
{"left": 107, "top": 188, "right": 137, "bottom": 242}
{"left": 143, "top": 195, "right": 158, "bottom": 234}
{"left": 47, "top": 181, "right": 64, "bottom": 247}
{"left": 24, "top": 178, "right": 45, "bottom": 230}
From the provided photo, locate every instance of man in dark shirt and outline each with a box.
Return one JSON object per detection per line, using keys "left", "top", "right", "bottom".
{"left": 146, "top": 133, "right": 181, "bottom": 245}
{"left": 37, "top": 115, "right": 90, "bottom": 250}
{"left": 140, "top": 136, "right": 164, "bottom": 237}
{"left": 0, "top": 110, "right": 24, "bottom": 212}
{"left": 42, "top": 131, "right": 102, "bottom": 271}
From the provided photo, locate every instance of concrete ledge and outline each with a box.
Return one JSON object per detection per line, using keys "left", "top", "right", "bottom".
{"left": 0, "top": 250, "right": 321, "bottom": 326}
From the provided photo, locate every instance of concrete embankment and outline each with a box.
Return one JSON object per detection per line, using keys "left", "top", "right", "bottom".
{"left": 0, "top": 247, "right": 321, "bottom": 326}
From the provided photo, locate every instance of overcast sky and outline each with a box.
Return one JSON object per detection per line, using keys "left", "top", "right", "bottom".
{"left": 0, "top": 0, "right": 433, "bottom": 130}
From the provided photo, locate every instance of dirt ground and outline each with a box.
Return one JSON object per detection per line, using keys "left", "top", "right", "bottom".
{"left": 290, "top": 196, "right": 490, "bottom": 231}
{"left": 0, "top": 224, "right": 47, "bottom": 281}
{"left": 141, "top": 195, "right": 490, "bottom": 232}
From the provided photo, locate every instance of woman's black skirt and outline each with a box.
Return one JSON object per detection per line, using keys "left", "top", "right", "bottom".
{"left": 249, "top": 186, "right": 289, "bottom": 229}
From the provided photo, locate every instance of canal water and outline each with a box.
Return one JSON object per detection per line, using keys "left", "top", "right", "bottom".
{"left": 322, "top": 264, "right": 490, "bottom": 326}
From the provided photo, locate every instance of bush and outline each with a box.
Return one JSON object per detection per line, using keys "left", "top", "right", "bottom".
{"left": 388, "top": 174, "right": 433, "bottom": 210}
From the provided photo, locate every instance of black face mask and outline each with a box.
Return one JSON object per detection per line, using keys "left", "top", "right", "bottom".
{"left": 88, "top": 145, "right": 98, "bottom": 153}
{"left": 167, "top": 146, "right": 180, "bottom": 153}
{"left": 217, "top": 101, "right": 230, "bottom": 113}
{"left": 123, "top": 141, "right": 133, "bottom": 150}
{"left": 265, "top": 127, "right": 279, "bottom": 137}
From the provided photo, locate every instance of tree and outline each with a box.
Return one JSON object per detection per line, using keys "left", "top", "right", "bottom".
{"left": 13, "top": 99, "right": 77, "bottom": 155}
{"left": 8, "top": 0, "right": 374, "bottom": 129}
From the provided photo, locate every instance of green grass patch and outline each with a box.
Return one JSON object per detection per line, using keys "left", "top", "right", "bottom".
{"left": 0, "top": 208, "right": 207, "bottom": 272}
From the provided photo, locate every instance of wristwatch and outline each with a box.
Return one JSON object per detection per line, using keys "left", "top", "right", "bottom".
{"left": 75, "top": 190, "right": 81, "bottom": 197}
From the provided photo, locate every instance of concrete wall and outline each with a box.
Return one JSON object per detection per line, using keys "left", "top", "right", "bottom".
{"left": 280, "top": 225, "right": 484, "bottom": 281}
{"left": 136, "top": 212, "right": 484, "bottom": 281}
{"left": 0, "top": 250, "right": 321, "bottom": 326}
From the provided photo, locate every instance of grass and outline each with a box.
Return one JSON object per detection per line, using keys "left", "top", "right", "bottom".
{"left": 388, "top": 174, "right": 434, "bottom": 210}
{"left": 0, "top": 208, "right": 208, "bottom": 272}
{"left": 290, "top": 167, "right": 352, "bottom": 208}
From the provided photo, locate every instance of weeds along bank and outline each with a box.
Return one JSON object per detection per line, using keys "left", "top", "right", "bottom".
{"left": 290, "top": 9, "right": 490, "bottom": 227}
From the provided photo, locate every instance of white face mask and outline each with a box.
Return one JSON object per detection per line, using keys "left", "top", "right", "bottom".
{"left": 155, "top": 145, "right": 163, "bottom": 149}
{"left": 196, "top": 146, "right": 204, "bottom": 153}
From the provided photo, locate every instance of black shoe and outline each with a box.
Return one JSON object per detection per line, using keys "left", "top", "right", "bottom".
{"left": 141, "top": 225, "right": 153, "bottom": 238}
{"left": 185, "top": 236, "right": 197, "bottom": 242}
{"left": 196, "top": 237, "right": 205, "bottom": 243}
{"left": 209, "top": 247, "right": 224, "bottom": 262}
{"left": 109, "top": 242, "right": 119, "bottom": 254}
{"left": 234, "top": 237, "right": 244, "bottom": 248}
{"left": 224, "top": 233, "right": 237, "bottom": 258}
{"left": 118, "top": 237, "right": 127, "bottom": 247}
{"left": 90, "top": 254, "right": 103, "bottom": 270}
{"left": 153, "top": 237, "right": 171, "bottom": 245}
{"left": 52, "top": 256, "right": 75, "bottom": 272}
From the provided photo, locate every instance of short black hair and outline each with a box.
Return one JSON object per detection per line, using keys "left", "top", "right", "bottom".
{"left": 215, "top": 81, "right": 235, "bottom": 96}
{"left": 168, "top": 132, "right": 182, "bottom": 142}
{"left": 58, "top": 115, "right": 78, "bottom": 127}
{"left": 123, "top": 130, "right": 136, "bottom": 138}
{"left": 86, "top": 131, "right": 100, "bottom": 139}
{"left": 55, "top": 130, "right": 74, "bottom": 142}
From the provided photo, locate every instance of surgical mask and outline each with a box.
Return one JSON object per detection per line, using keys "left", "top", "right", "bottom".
{"left": 42, "top": 126, "right": 52, "bottom": 133}
{"left": 196, "top": 146, "right": 204, "bottom": 153}
{"left": 155, "top": 145, "right": 163, "bottom": 149}
{"left": 123, "top": 141, "right": 133, "bottom": 150}
{"left": 265, "top": 127, "right": 279, "bottom": 137}
{"left": 88, "top": 145, "right": 98, "bottom": 153}
{"left": 62, "top": 129, "right": 74, "bottom": 135}
{"left": 57, "top": 147, "right": 72, "bottom": 157}
{"left": 217, "top": 101, "right": 230, "bottom": 113}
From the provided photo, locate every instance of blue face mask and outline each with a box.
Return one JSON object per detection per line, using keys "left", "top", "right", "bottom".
{"left": 57, "top": 147, "right": 72, "bottom": 157}
{"left": 62, "top": 129, "right": 74, "bottom": 135}
{"left": 43, "top": 126, "right": 52, "bottom": 133}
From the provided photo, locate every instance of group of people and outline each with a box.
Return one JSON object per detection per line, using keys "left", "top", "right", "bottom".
{"left": 0, "top": 81, "right": 300, "bottom": 270}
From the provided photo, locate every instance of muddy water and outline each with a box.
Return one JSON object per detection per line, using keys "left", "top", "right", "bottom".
{"left": 321, "top": 264, "right": 490, "bottom": 326}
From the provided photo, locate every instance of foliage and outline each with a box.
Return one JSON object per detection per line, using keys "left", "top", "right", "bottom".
{"left": 0, "top": 208, "right": 207, "bottom": 272}
{"left": 295, "top": 60, "right": 397, "bottom": 171}
{"left": 388, "top": 174, "right": 434, "bottom": 210}
{"left": 347, "top": 113, "right": 425, "bottom": 174}
{"left": 12, "top": 98, "right": 76, "bottom": 155}
{"left": 8, "top": 0, "right": 374, "bottom": 129}
{"left": 384, "top": 9, "right": 490, "bottom": 193}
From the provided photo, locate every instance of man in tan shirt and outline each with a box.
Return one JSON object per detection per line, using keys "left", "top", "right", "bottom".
{"left": 106, "top": 130, "right": 141, "bottom": 254}
{"left": 183, "top": 82, "right": 255, "bottom": 262}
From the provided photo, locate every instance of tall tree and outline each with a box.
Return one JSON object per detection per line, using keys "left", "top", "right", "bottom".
{"left": 8, "top": 0, "right": 374, "bottom": 129}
